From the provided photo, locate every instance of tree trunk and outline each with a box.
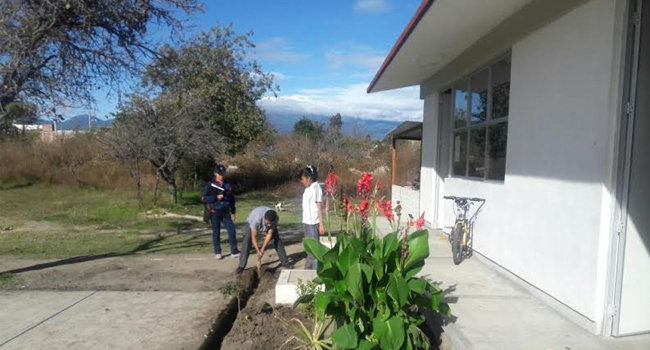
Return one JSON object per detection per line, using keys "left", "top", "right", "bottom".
{"left": 168, "top": 181, "right": 177, "bottom": 204}
{"left": 152, "top": 171, "right": 161, "bottom": 207}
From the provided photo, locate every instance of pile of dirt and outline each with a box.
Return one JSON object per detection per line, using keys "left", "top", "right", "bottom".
{"left": 219, "top": 267, "right": 312, "bottom": 350}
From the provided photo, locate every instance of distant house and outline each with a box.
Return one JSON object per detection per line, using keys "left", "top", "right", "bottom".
{"left": 370, "top": 0, "right": 649, "bottom": 337}
{"left": 11, "top": 123, "right": 76, "bottom": 142}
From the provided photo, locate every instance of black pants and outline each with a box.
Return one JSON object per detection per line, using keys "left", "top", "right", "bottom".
{"left": 238, "top": 226, "right": 289, "bottom": 269}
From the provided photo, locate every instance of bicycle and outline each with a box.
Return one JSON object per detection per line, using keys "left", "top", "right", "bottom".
{"left": 443, "top": 196, "right": 485, "bottom": 265}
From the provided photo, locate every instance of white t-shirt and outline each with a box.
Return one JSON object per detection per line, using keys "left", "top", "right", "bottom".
{"left": 302, "top": 182, "right": 323, "bottom": 225}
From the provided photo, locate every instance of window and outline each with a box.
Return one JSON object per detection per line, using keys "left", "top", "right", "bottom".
{"left": 449, "top": 55, "right": 510, "bottom": 181}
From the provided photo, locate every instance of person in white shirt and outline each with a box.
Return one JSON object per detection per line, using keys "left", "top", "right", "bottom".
{"left": 300, "top": 165, "right": 325, "bottom": 269}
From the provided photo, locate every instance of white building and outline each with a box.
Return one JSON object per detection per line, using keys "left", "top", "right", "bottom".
{"left": 369, "top": 0, "right": 649, "bottom": 337}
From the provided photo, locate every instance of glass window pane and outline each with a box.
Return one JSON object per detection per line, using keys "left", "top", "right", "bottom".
{"left": 487, "top": 122, "right": 508, "bottom": 180}
{"left": 452, "top": 131, "right": 467, "bottom": 176}
{"left": 468, "top": 128, "right": 486, "bottom": 178}
{"left": 470, "top": 69, "right": 488, "bottom": 125}
{"left": 454, "top": 81, "right": 468, "bottom": 128}
{"left": 491, "top": 57, "right": 511, "bottom": 120}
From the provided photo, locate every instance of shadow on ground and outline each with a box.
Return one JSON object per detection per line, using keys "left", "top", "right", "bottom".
{"left": 1, "top": 224, "right": 307, "bottom": 275}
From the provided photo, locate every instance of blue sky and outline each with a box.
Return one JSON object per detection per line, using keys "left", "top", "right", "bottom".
{"left": 86, "top": 0, "right": 423, "bottom": 122}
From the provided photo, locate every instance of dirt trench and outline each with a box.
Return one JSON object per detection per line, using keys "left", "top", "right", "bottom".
{"left": 199, "top": 267, "right": 311, "bottom": 350}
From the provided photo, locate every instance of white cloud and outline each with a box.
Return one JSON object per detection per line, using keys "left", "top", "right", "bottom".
{"left": 259, "top": 83, "right": 422, "bottom": 122}
{"left": 270, "top": 71, "right": 286, "bottom": 81}
{"left": 325, "top": 51, "right": 384, "bottom": 70}
{"left": 255, "top": 37, "right": 310, "bottom": 63}
{"left": 355, "top": 0, "right": 391, "bottom": 14}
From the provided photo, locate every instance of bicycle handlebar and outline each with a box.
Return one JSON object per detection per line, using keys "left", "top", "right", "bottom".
{"left": 443, "top": 195, "right": 485, "bottom": 202}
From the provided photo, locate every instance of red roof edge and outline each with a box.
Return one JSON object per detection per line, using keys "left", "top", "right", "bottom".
{"left": 367, "top": 0, "right": 435, "bottom": 93}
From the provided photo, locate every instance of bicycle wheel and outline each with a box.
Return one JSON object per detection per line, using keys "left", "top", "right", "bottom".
{"left": 451, "top": 222, "right": 464, "bottom": 265}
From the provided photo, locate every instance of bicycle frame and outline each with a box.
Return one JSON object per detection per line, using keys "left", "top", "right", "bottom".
{"left": 444, "top": 196, "right": 486, "bottom": 250}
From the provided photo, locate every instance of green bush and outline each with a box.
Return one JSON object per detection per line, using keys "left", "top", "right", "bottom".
{"left": 296, "top": 173, "right": 449, "bottom": 350}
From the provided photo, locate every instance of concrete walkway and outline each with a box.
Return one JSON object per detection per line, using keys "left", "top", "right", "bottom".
{"left": 374, "top": 219, "right": 650, "bottom": 350}
{"left": 0, "top": 290, "right": 226, "bottom": 350}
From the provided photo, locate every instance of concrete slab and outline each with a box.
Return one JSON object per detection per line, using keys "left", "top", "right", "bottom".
{"left": 320, "top": 236, "right": 336, "bottom": 249}
{"left": 0, "top": 291, "right": 227, "bottom": 350}
{"left": 275, "top": 269, "right": 318, "bottom": 305}
{"left": 0, "top": 291, "right": 93, "bottom": 346}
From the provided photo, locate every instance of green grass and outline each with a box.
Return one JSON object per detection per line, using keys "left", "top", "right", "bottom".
{"left": 0, "top": 272, "right": 23, "bottom": 288}
{"left": 0, "top": 184, "right": 304, "bottom": 258}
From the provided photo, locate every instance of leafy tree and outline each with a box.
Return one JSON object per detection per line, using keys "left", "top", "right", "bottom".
{"left": 328, "top": 113, "right": 343, "bottom": 136}
{"left": 109, "top": 94, "right": 220, "bottom": 204}
{"left": 0, "top": 0, "right": 200, "bottom": 121}
{"left": 107, "top": 25, "right": 276, "bottom": 204}
{"left": 0, "top": 101, "right": 37, "bottom": 136}
{"left": 294, "top": 116, "right": 325, "bottom": 140}
{"left": 142, "top": 24, "right": 276, "bottom": 155}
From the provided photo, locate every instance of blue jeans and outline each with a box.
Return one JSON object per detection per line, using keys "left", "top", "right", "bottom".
{"left": 303, "top": 224, "right": 319, "bottom": 269}
{"left": 210, "top": 211, "right": 239, "bottom": 255}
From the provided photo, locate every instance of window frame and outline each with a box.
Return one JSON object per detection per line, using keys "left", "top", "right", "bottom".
{"left": 445, "top": 52, "right": 511, "bottom": 182}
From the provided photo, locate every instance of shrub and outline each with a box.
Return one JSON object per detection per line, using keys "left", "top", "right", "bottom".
{"left": 296, "top": 173, "right": 449, "bottom": 349}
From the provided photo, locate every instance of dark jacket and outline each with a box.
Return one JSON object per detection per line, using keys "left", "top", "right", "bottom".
{"left": 202, "top": 177, "right": 236, "bottom": 214}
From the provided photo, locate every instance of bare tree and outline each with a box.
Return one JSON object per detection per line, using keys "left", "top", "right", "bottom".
{"left": 108, "top": 94, "right": 221, "bottom": 204}
{"left": 0, "top": 0, "right": 200, "bottom": 119}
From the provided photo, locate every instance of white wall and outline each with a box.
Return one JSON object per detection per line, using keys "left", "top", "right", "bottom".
{"left": 420, "top": 0, "right": 619, "bottom": 326}
{"left": 392, "top": 185, "right": 420, "bottom": 221}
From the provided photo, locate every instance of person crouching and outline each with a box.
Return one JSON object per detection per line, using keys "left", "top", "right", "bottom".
{"left": 236, "top": 207, "right": 291, "bottom": 274}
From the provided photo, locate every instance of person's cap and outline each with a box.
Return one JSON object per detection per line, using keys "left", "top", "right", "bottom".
{"left": 214, "top": 164, "right": 226, "bottom": 175}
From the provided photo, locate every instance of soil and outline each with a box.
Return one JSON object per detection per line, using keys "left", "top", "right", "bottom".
{"left": 0, "top": 239, "right": 306, "bottom": 292}
{"left": 0, "top": 254, "right": 240, "bottom": 291}
{"left": 220, "top": 267, "right": 313, "bottom": 350}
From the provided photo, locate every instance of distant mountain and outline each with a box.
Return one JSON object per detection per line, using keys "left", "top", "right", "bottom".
{"left": 56, "top": 114, "right": 113, "bottom": 130}
{"left": 266, "top": 112, "right": 401, "bottom": 140}
{"left": 36, "top": 112, "right": 400, "bottom": 138}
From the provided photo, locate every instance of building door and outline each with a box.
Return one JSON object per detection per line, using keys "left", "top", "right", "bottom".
{"left": 615, "top": 0, "right": 650, "bottom": 336}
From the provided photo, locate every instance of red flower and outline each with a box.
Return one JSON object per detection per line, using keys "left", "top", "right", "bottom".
{"left": 383, "top": 200, "right": 393, "bottom": 222}
{"left": 416, "top": 212, "right": 426, "bottom": 230}
{"left": 343, "top": 195, "right": 353, "bottom": 214}
{"left": 375, "top": 198, "right": 393, "bottom": 223}
{"left": 357, "top": 173, "right": 373, "bottom": 196}
{"left": 324, "top": 172, "right": 339, "bottom": 196}
{"left": 356, "top": 199, "right": 370, "bottom": 217}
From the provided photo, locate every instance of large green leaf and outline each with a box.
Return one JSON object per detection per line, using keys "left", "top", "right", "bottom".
{"left": 404, "top": 261, "right": 424, "bottom": 279}
{"left": 360, "top": 263, "right": 374, "bottom": 284}
{"left": 332, "top": 323, "right": 359, "bottom": 349}
{"left": 387, "top": 273, "right": 409, "bottom": 309}
{"left": 358, "top": 339, "right": 378, "bottom": 350}
{"left": 370, "top": 258, "right": 385, "bottom": 280}
{"left": 404, "top": 230, "right": 429, "bottom": 270}
{"left": 315, "top": 292, "right": 335, "bottom": 315}
{"left": 304, "top": 238, "right": 330, "bottom": 261}
{"left": 320, "top": 265, "right": 342, "bottom": 282}
{"left": 407, "top": 278, "right": 427, "bottom": 296}
{"left": 382, "top": 232, "right": 399, "bottom": 258}
{"left": 345, "top": 263, "right": 364, "bottom": 302}
{"left": 431, "top": 289, "right": 444, "bottom": 311}
{"left": 322, "top": 245, "right": 340, "bottom": 264}
{"left": 337, "top": 246, "right": 359, "bottom": 274}
{"left": 373, "top": 315, "right": 405, "bottom": 350}
{"left": 334, "top": 280, "right": 348, "bottom": 295}
{"left": 348, "top": 236, "right": 366, "bottom": 255}
{"left": 293, "top": 294, "right": 314, "bottom": 308}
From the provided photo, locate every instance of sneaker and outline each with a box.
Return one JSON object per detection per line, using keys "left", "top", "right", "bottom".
{"left": 231, "top": 253, "right": 240, "bottom": 258}
{"left": 215, "top": 253, "right": 223, "bottom": 260}
{"left": 235, "top": 267, "right": 244, "bottom": 274}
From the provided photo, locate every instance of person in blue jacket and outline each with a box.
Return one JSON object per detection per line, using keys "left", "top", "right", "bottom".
{"left": 202, "top": 164, "right": 239, "bottom": 260}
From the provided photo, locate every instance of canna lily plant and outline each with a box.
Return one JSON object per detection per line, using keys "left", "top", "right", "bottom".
{"left": 296, "top": 173, "right": 450, "bottom": 350}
